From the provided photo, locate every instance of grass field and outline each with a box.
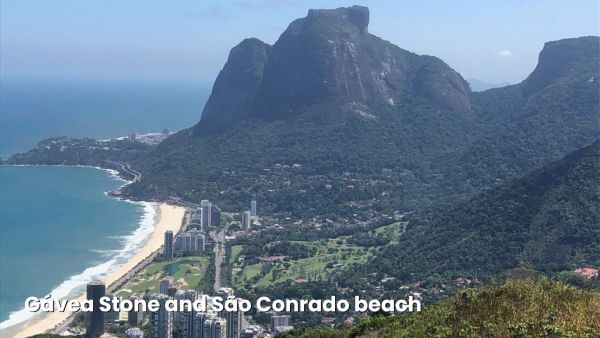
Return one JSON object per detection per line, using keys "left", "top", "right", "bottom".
{"left": 116, "top": 256, "right": 210, "bottom": 298}
{"left": 231, "top": 222, "right": 406, "bottom": 289}
{"left": 230, "top": 245, "right": 243, "bottom": 263}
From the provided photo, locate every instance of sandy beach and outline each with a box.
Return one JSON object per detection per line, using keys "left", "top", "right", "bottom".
{"left": 4, "top": 203, "right": 185, "bottom": 338}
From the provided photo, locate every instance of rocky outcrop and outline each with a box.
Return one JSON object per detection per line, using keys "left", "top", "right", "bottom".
{"left": 195, "top": 6, "right": 471, "bottom": 133}
{"left": 522, "top": 36, "right": 599, "bottom": 96}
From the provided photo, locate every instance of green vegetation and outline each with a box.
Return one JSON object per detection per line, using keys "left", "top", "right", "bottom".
{"left": 231, "top": 222, "right": 405, "bottom": 291}
{"left": 359, "top": 141, "right": 600, "bottom": 284}
{"left": 284, "top": 278, "right": 600, "bottom": 338}
{"left": 229, "top": 245, "right": 243, "bottom": 264}
{"left": 116, "top": 256, "right": 210, "bottom": 297}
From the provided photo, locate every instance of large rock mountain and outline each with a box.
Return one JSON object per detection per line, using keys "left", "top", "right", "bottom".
{"left": 7, "top": 8, "right": 599, "bottom": 223}
{"left": 195, "top": 6, "right": 470, "bottom": 133}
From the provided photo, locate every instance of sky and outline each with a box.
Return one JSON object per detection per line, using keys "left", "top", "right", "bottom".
{"left": 1, "top": 0, "right": 598, "bottom": 85}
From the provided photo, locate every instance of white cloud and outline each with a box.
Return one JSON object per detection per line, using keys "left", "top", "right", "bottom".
{"left": 498, "top": 50, "right": 514, "bottom": 57}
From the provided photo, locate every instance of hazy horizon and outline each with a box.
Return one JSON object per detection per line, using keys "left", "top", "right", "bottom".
{"left": 1, "top": 1, "right": 598, "bottom": 85}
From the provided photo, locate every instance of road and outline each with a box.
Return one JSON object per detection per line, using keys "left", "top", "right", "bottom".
{"left": 211, "top": 230, "right": 226, "bottom": 291}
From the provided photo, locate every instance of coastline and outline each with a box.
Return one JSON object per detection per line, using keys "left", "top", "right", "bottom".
{"left": 2, "top": 203, "right": 185, "bottom": 338}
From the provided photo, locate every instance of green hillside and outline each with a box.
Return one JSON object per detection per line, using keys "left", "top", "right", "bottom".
{"left": 284, "top": 278, "right": 600, "bottom": 338}
{"left": 368, "top": 140, "right": 600, "bottom": 283}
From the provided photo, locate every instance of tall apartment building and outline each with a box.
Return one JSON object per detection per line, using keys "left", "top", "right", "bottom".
{"left": 196, "top": 311, "right": 228, "bottom": 338}
{"left": 250, "top": 200, "right": 257, "bottom": 216}
{"left": 241, "top": 211, "right": 251, "bottom": 229}
{"left": 85, "top": 281, "right": 106, "bottom": 338}
{"left": 173, "top": 290, "right": 198, "bottom": 338}
{"left": 128, "top": 294, "right": 145, "bottom": 326}
{"left": 164, "top": 230, "right": 174, "bottom": 260}
{"left": 176, "top": 229, "right": 206, "bottom": 253}
{"left": 201, "top": 200, "right": 212, "bottom": 228}
{"left": 214, "top": 288, "right": 243, "bottom": 338}
{"left": 150, "top": 294, "right": 172, "bottom": 338}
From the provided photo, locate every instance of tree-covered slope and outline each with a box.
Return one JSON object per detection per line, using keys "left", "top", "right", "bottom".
{"left": 284, "top": 278, "right": 600, "bottom": 338}
{"left": 371, "top": 140, "right": 600, "bottom": 282}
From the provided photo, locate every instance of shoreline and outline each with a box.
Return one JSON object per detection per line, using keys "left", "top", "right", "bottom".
{"left": 2, "top": 203, "right": 185, "bottom": 338}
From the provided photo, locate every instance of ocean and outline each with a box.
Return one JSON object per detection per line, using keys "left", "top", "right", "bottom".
{"left": 0, "top": 79, "right": 210, "bottom": 158}
{"left": 0, "top": 80, "right": 209, "bottom": 328}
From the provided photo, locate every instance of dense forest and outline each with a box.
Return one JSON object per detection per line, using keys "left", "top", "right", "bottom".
{"left": 353, "top": 140, "right": 600, "bottom": 283}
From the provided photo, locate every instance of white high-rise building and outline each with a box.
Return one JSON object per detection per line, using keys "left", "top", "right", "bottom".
{"left": 176, "top": 229, "right": 206, "bottom": 253}
{"left": 150, "top": 294, "right": 172, "bottom": 338}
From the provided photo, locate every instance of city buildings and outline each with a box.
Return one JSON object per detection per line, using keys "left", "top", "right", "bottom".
{"left": 159, "top": 276, "right": 178, "bottom": 296}
{"left": 201, "top": 200, "right": 221, "bottom": 227}
{"left": 270, "top": 314, "right": 291, "bottom": 334}
{"left": 128, "top": 294, "right": 145, "bottom": 326}
{"left": 215, "top": 288, "right": 243, "bottom": 338}
{"left": 202, "top": 315, "right": 227, "bottom": 338}
{"left": 125, "top": 327, "right": 144, "bottom": 338}
{"left": 250, "top": 200, "right": 257, "bottom": 217}
{"left": 85, "top": 281, "right": 106, "bottom": 338}
{"left": 201, "top": 200, "right": 213, "bottom": 228}
{"left": 164, "top": 230, "right": 174, "bottom": 260}
{"left": 190, "top": 208, "right": 203, "bottom": 231}
{"left": 150, "top": 294, "right": 172, "bottom": 338}
{"left": 176, "top": 229, "right": 206, "bottom": 253}
{"left": 174, "top": 290, "right": 198, "bottom": 338}
{"left": 241, "top": 211, "right": 251, "bottom": 229}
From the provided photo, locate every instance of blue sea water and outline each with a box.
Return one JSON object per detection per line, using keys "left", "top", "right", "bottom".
{"left": 0, "top": 80, "right": 209, "bottom": 329}
{"left": 0, "top": 165, "right": 157, "bottom": 328}
{"left": 0, "top": 79, "right": 210, "bottom": 158}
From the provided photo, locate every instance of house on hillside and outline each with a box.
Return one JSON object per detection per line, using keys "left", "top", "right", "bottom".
{"left": 574, "top": 267, "right": 599, "bottom": 279}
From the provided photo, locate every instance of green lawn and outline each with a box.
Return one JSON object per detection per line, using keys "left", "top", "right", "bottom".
{"left": 230, "top": 245, "right": 243, "bottom": 263}
{"left": 116, "top": 256, "right": 210, "bottom": 297}
{"left": 231, "top": 222, "right": 405, "bottom": 289}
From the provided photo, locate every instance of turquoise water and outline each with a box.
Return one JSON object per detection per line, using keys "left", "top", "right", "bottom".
{"left": 0, "top": 165, "right": 151, "bottom": 327}
{"left": 0, "top": 80, "right": 208, "bottom": 329}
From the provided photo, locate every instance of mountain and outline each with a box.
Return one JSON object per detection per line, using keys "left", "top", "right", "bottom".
{"left": 7, "top": 8, "right": 599, "bottom": 223}
{"left": 284, "top": 278, "right": 600, "bottom": 337}
{"left": 195, "top": 6, "right": 470, "bottom": 133}
{"left": 522, "top": 36, "right": 599, "bottom": 96}
{"left": 369, "top": 140, "right": 600, "bottom": 282}
{"left": 458, "top": 36, "right": 599, "bottom": 188}
{"left": 467, "top": 78, "right": 510, "bottom": 92}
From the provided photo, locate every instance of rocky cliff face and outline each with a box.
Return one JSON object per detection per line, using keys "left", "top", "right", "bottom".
{"left": 522, "top": 36, "right": 599, "bottom": 96}
{"left": 195, "top": 6, "right": 471, "bottom": 133}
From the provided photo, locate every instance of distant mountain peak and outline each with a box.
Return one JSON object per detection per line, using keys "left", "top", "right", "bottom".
{"left": 522, "top": 36, "right": 599, "bottom": 95}
{"left": 195, "top": 6, "right": 471, "bottom": 134}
